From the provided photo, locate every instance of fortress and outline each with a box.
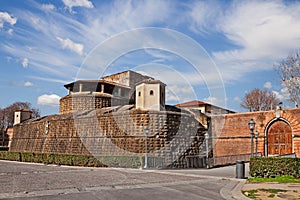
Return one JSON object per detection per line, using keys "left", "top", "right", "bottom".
{"left": 9, "top": 70, "right": 300, "bottom": 168}
{"left": 10, "top": 71, "right": 209, "bottom": 168}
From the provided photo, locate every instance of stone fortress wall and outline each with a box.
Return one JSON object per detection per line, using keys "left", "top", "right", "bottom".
{"left": 12, "top": 70, "right": 300, "bottom": 168}
{"left": 60, "top": 94, "right": 129, "bottom": 114}
{"left": 11, "top": 106, "right": 207, "bottom": 168}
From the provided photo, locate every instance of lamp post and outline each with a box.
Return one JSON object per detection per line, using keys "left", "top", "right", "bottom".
{"left": 205, "top": 132, "right": 209, "bottom": 168}
{"left": 144, "top": 126, "right": 149, "bottom": 169}
{"left": 254, "top": 131, "right": 259, "bottom": 156}
{"left": 248, "top": 119, "right": 256, "bottom": 157}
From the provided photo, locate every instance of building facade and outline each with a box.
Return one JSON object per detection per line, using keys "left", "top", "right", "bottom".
{"left": 11, "top": 70, "right": 208, "bottom": 168}
{"left": 211, "top": 107, "right": 300, "bottom": 166}
{"left": 9, "top": 70, "right": 300, "bottom": 168}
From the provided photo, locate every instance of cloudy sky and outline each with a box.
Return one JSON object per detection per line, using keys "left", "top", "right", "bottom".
{"left": 1, "top": 0, "right": 299, "bottom": 116}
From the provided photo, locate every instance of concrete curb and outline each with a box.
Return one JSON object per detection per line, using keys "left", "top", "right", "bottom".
{"left": 243, "top": 182, "right": 300, "bottom": 191}
{"left": 220, "top": 179, "right": 251, "bottom": 200}
{"left": 147, "top": 169, "right": 251, "bottom": 200}
{"left": 232, "top": 180, "right": 252, "bottom": 200}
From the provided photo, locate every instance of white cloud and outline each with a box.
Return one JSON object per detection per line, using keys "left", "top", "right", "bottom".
{"left": 24, "top": 81, "right": 34, "bottom": 87}
{"left": 166, "top": 84, "right": 196, "bottom": 103}
{"left": 188, "top": 1, "right": 222, "bottom": 34}
{"left": 0, "top": 11, "right": 17, "bottom": 28}
{"left": 22, "top": 58, "right": 29, "bottom": 68}
{"left": 41, "top": 4, "right": 55, "bottom": 10}
{"left": 30, "top": 17, "right": 40, "bottom": 25}
{"left": 62, "top": 0, "right": 94, "bottom": 13}
{"left": 264, "top": 81, "right": 272, "bottom": 89}
{"left": 273, "top": 87, "right": 290, "bottom": 101}
{"left": 233, "top": 96, "right": 241, "bottom": 102}
{"left": 226, "top": 2, "right": 299, "bottom": 55}
{"left": 2, "top": 1, "right": 172, "bottom": 81}
{"left": 37, "top": 94, "right": 61, "bottom": 106}
{"left": 144, "top": 49, "right": 174, "bottom": 63}
{"left": 204, "top": 96, "right": 227, "bottom": 107}
{"left": 56, "top": 37, "right": 84, "bottom": 56}
{"left": 7, "top": 28, "right": 13, "bottom": 35}
{"left": 188, "top": 1, "right": 300, "bottom": 83}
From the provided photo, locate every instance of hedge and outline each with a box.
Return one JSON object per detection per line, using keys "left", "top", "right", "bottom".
{"left": 0, "top": 151, "right": 107, "bottom": 167}
{"left": 0, "top": 152, "right": 166, "bottom": 168}
{"left": 250, "top": 157, "right": 300, "bottom": 178}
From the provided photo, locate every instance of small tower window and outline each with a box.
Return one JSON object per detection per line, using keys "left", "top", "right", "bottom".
{"left": 138, "top": 91, "right": 141, "bottom": 96}
{"left": 150, "top": 90, "right": 154, "bottom": 95}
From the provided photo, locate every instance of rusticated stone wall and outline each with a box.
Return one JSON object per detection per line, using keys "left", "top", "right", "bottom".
{"left": 60, "top": 94, "right": 129, "bottom": 114}
{"left": 11, "top": 107, "right": 207, "bottom": 168}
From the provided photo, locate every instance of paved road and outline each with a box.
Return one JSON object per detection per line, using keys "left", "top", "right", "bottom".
{"left": 0, "top": 160, "right": 248, "bottom": 200}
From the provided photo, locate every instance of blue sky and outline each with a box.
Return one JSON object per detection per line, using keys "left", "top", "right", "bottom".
{"left": 0, "top": 0, "right": 299, "bottom": 116}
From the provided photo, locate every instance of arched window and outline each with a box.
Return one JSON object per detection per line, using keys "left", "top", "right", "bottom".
{"left": 138, "top": 91, "right": 141, "bottom": 96}
{"left": 150, "top": 90, "right": 154, "bottom": 95}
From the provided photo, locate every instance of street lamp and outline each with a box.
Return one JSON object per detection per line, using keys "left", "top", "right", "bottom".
{"left": 144, "top": 126, "right": 149, "bottom": 169}
{"left": 205, "top": 132, "right": 209, "bottom": 168}
{"left": 254, "top": 131, "right": 259, "bottom": 156}
{"left": 248, "top": 119, "right": 256, "bottom": 157}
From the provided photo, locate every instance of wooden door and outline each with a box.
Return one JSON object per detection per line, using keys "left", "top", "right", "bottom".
{"left": 268, "top": 121, "right": 292, "bottom": 155}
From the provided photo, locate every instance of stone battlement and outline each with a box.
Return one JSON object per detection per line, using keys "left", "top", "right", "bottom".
{"left": 11, "top": 106, "right": 207, "bottom": 168}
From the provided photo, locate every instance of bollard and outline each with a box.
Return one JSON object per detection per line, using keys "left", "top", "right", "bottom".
{"left": 236, "top": 160, "right": 245, "bottom": 179}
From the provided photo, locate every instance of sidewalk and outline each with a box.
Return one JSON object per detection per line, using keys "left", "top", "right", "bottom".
{"left": 160, "top": 162, "right": 250, "bottom": 179}
{"left": 159, "top": 163, "right": 300, "bottom": 200}
{"left": 157, "top": 163, "right": 252, "bottom": 200}
{"left": 242, "top": 182, "right": 300, "bottom": 199}
{"left": 243, "top": 182, "right": 300, "bottom": 191}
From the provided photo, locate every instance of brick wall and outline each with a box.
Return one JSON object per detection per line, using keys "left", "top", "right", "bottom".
{"left": 212, "top": 108, "right": 300, "bottom": 166}
{"left": 10, "top": 107, "right": 206, "bottom": 168}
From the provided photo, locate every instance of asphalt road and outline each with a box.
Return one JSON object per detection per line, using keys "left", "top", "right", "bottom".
{"left": 0, "top": 160, "right": 247, "bottom": 200}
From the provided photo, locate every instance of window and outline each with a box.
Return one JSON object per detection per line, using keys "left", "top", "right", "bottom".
{"left": 138, "top": 91, "right": 141, "bottom": 96}
{"left": 150, "top": 90, "right": 154, "bottom": 95}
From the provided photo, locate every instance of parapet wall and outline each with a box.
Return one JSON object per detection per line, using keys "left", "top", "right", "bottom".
{"left": 60, "top": 94, "right": 129, "bottom": 114}
{"left": 11, "top": 107, "right": 207, "bottom": 168}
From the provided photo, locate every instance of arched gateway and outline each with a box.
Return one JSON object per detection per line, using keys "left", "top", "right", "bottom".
{"left": 266, "top": 119, "right": 293, "bottom": 156}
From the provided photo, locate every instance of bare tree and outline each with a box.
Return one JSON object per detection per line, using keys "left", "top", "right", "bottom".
{"left": 0, "top": 102, "right": 40, "bottom": 131}
{"left": 275, "top": 51, "right": 300, "bottom": 107}
{"left": 241, "top": 88, "right": 280, "bottom": 112}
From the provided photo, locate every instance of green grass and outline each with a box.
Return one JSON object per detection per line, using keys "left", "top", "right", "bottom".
{"left": 248, "top": 175, "right": 300, "bottom": 183}
{"left": 242, "top": 190, "right": 260, "bottom": 199}
{"left": 260, "top": 188, "right": 287, "bottom": 194}
{"left": 267, "top": 193, "right": 275, "bottom": 198}
{"left": 243, "top": 189, "right": 287, "bottom": 199}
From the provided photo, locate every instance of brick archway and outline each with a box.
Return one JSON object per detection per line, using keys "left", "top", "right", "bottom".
{"left": 266, "top": 119, "right": 293, "bottom": 156}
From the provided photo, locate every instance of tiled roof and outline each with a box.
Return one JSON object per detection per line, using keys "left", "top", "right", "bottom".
{"left": 64, "top": 79, "right": 131, "bottom": 90}
{"left": 175, "top": 100, "right": 208, "bottom": 107}
{"left": 135, "top": 79, "right": 166, "bottom": 86}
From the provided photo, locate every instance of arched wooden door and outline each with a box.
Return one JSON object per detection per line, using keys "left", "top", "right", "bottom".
{"left": 267, "top": 120, "right": 292, "bottom": 155}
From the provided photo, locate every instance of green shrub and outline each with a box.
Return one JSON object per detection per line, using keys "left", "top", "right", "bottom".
{"left": 250, "top": 157, "right": 300, "bottom": 178}
{"left": 0, "top": 151, "right": 156, "bottom": 168}
{"left": 0, "top": 151, "right": 21, "bottom": 161}
{"left": 0, "top": 151, "right": 107, "bottom": 167}
{"left": 0, "top": 152, "right": 166, "bottom": 168}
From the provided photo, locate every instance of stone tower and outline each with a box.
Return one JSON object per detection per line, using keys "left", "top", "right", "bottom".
{"left": 135, "top": 79, "right": 166, "bottom": 111}
{"left": 14, "top": 109, "right": 32, "bottom": 125}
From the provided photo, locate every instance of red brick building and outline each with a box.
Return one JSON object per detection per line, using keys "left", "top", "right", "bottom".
{"left": 211, "top": 108, "right": 300, "bottom": 166}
